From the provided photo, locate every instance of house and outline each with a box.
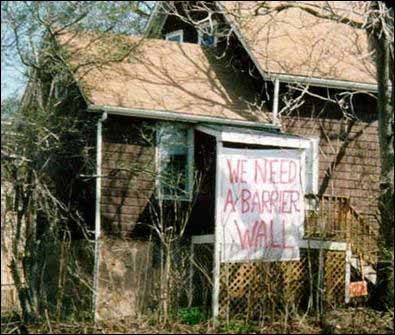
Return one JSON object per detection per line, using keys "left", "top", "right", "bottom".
{"left": 14, "top": 1, "right": 380, "bottom": 320}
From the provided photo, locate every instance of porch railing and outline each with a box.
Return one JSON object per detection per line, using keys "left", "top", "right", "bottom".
{"left": 304, "top": 195, "right": 378, "bottom": 264}
{"left": 304, "top": 195, "right": 350, "bottom": 241}
{"left": 347, "top": 204, "right": 379, "bottom": 265}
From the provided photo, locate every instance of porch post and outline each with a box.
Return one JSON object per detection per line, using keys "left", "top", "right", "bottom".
{"left": 345, "top": 244, "right": 352, "bottom": 303}
{"left": 212, "top": 139, "right": 223, "bottom": 323}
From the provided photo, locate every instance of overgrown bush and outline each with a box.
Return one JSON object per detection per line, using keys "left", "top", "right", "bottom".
{"left": 178, "top": 307, "right": 205, "bottom": 325}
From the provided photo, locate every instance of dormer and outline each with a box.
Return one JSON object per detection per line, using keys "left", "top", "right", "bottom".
{"left": 145, "top": 2, "right": 220, "bottom": 47}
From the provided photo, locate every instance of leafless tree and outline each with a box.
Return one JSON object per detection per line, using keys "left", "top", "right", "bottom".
{"left": 1, "top": 1, "right": 152, "bottom": 322}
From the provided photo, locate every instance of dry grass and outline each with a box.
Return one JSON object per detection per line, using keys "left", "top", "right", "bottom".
{"left": 323, "top": 307, "right": 394, "bottom": 334}
{"left": 1, "top": 307, "right": 393, "bottom": 334}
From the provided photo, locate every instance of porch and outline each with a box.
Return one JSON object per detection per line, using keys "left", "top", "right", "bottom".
{"left": 189, "top": 125, "right": 378, "bottom": 320}
{"left": 189, "top": 194, "right": 378, "bottom": 320}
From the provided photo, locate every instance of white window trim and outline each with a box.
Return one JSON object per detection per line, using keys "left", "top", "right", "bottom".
{"left": 155, "top": 123, "right": 194, "bottom": 202}
{"left": 197, "top": 20, "right": 218, "bottom": 47}
{"left": 305, "top": 137, "right": 319, "bottom": 195}
{"left": 165, "top": 30, "right": 184, "bottom": 42}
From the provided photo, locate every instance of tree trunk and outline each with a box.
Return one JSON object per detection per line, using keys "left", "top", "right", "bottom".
{"left": 370, "top": 1, "right": 394, "bottom": 310}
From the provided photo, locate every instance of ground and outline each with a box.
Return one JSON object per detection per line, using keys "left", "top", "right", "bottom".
{"left": 1, "top": 307, "right": 393, "bottom": 334}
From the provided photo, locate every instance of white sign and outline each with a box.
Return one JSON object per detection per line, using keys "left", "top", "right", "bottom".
{"left": 217, "top": 148, "right": 305, "bottom": 262}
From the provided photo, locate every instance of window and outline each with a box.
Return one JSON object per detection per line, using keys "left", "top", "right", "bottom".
{"left": 197, "top": 20, "right": 217, "bottom": 47}
{"left": 156, "top": 123, "right": 194, "bottom": 201}
{"left": 165, "top": 30, "right": 184, "bottom": 43}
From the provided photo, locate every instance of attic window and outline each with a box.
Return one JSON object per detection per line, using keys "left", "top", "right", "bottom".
{"left": 197, "top": 20, "right": 217, "bottom": 47}
{"left": 156, "top": 123, "right": 194, "bottom": 201}
{"left": 165, "top": 30, "right": 183, "bottom": 43}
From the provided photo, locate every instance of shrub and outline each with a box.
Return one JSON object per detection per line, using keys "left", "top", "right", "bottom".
{"left": 178, "top": 307, "right": 204, "bottom": 325}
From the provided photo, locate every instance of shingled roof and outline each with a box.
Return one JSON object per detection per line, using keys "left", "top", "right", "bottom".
{"left": 221, "top": 1, "right": 376, "bottom": 85}
{"left": 57, "top": 31, "right": 269, "bottom": 123}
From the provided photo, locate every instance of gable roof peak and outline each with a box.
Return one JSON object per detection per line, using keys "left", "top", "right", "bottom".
{"left": 147, "top": 1, "right": 378, "bottom": 91}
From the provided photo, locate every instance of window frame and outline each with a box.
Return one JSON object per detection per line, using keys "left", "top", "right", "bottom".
{"left": 197, "top": 20, "right": 218, "bottom": 47}
{"left": 165, "top": 30, "right": 184, "bottom": 43}
{"left": 155, "top": 122, "right": 194, "bottom": 202}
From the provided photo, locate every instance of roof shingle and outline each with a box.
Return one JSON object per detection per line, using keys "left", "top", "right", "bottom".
{"left": 221, "top": 1, "right": 376, "bottom": 84}
{"left": 58, "top": 31, "right": 270, "bottom": 122}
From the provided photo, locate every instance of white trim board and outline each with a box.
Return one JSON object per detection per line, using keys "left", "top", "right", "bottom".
{"left": 196, "top": 125, "right": 311, "bottom": 149}
{"left": 212, "top": 139, "right": 223, "bottom": 322}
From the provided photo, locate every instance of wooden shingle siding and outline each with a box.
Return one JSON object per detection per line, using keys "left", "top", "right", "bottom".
{"left": 102, "top": 180, "right": 155, "bottom": 192}
{"left": 101, "top": 116, "right": 156, "bottom": 236}
{"left": 282, "top": 95, "right": 380, "bottom": 228}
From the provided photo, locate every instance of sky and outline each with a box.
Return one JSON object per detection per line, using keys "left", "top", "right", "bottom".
{"left": 1, "top": 59, "right": 26, "bottom": 101}
{"left": 1, "top": 3, "right": 26, "bottom": 102}
{"left": 1, "top": 1, "right": 152, "bottom": 102}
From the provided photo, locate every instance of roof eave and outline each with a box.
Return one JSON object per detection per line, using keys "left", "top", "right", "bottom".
{"left": 87, "top": 104, "right": 280, "bottom": 130}
{"left": 269, "top": 74, "right": 378, "bottom": 93}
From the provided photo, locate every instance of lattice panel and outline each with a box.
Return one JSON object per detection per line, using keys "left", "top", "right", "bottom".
{"left": 218, "top": 250, "right": 345, "bottom": 320}
{"left": 324, "top": 250, "right": 346, "bottom": 306}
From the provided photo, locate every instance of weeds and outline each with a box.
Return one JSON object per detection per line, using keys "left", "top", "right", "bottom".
{"left": 178, "top": 307, "right": 205, "bottom": 325}
{"left": 1, "top": 307, "right": 393, "bottom": 334}
{"left": 219, "top": 320, "right": 258, "bottom": 334}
